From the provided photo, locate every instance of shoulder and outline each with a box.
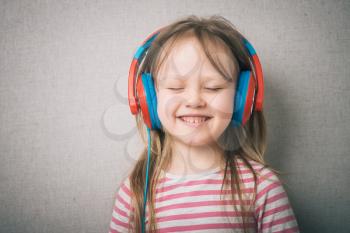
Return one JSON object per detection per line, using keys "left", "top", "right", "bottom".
{"left": 235, "top": 158, "right": 286, "bottom": 200}
{"left": 234, "top": 158, "right": 280, "bottom": 182}
{"left": 115, "top": 176, "right": 132, "bottom": 205}
{"left": 109, "top": 177, "right": 133, "bottom": 233}
{"left": 234, "top": 158, "right": 280, "bottom": 186}
{"left": 112, "top": 176, "right": 133, "bottom": 218}
{"left": 234, "top": 159, "right": 299, "bottom": 232}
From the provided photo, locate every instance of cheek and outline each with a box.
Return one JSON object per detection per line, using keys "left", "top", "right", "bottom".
{"left": 156, "top": 92, "right": 181, "bottom": 121}
{"left": 209, "top": 91, "right": 235, "bottom": 120}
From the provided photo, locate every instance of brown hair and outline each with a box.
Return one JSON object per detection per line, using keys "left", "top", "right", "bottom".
{"left": 127, "top": 14, "right": 271, "bottom": 232}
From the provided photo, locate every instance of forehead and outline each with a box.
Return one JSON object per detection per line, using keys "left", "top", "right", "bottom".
{"left": 155, "top": 33, "right": 237, "bottom": 82}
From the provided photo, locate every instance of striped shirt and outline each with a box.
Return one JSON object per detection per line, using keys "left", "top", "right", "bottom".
{"left": 109, "top": 160, "right": 299, "bottom": 233}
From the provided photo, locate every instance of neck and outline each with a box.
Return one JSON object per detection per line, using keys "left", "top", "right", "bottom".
{"left": 166, "top": 138, "right": 225, "bottom": 176}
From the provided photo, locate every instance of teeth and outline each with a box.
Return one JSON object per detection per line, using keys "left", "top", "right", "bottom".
{"left": 180, "top": 116, "right": 208, "bottom": 123}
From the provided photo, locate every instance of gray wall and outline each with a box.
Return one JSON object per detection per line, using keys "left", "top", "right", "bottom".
{"left": 0, "top": 0, "right": 349, "bottom": 232}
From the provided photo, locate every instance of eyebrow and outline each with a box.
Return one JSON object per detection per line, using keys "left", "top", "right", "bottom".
{"left": 160, "top": 77, "right": 230, "bottom": 86}
{"left": 203, "top": 76, "right": 227, "bottom": 82}
{"left": 161, "top": 74, "right": 227, "bottom": 81}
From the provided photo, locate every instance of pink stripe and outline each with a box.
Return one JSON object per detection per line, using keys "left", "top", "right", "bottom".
{"left": 159, "top": 167, "right": 271, "bottom": 193}
{"left": 156, "top": 199, "right": 252, "bottom": 213}
{"left": 108, "top": 227, "right": 119, "bottom": 233}
{"left": 262, "top": 215, "right": 296, "bottom": 229}
{"left": 158, "top": 177, "right": 171, "bottom": 183}
{"left": 274, "top": 225, "right": 299, "bottom": 233}
{"left": 256, "top": 182, "right": 281, "bottom": 201}
{"left": 162, "top": 168, "right": 253, "bottom": 175}
{"left": 157, "top": 210, "right": 253, "bottom": 222}
{"left": 111, "top": 216, "right": 129, "bottom": 229}
{"left": 255, "top": 191, "right": 287, "bottom": 215}
{"left": 161, "top": 166, "right": 263, "bottom": 177}
{"left": 237, "top": 167, "right": 271, "bottom": 176}
{"left": 113, "top": 205, "right": 128, "bottom": 218}
{"left": 221, "top": 168, "right": 255, "bottom": 175}
{"left": 237, "top": 165, "right": 264, "bottom": 172}
{"left": 257, "top": 171, "right": 275, "bottom": 184}
{"left": 156, "top": 188, "right": 254, "bottom": 202}
{"left": 258, "top": 203, "right": 291, "bottom": 223}
{"left": 157, "top": 177, "right": 256, "bottom": 193}
{"left": 116, "top": 193, "right": 131, "bottom": 210}
{"left": 121, "top": 183, "right": 131, "bottom": 196}
{"left": 157, "top": 179, "right": 223, "bottom": 193}
{"left": 158, "top": 222, "right": 255, "bottom": 232}
{"left": 156, "top": 171, "right": 274, "bottom": 193}
{"left": 237, "top": 169, "right": 254, "bottom": 175}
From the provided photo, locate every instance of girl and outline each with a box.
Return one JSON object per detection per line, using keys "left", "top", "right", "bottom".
{"left": 109, "top": 15, "right": 299, "bottom": 233}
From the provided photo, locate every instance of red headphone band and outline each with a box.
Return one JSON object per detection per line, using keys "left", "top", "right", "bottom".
{"left": 242, "top": 38, "right": 264, "bottom": 112}
{"left": 251, "top": 54, "right": 264, "bottom": 111}
{"left": 128, "top": 27, "right": 163, "bottom": 115}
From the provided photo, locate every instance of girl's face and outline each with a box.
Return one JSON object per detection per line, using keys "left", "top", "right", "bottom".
{"left": 155, "top": 35, "right": 237, "bottom": 147}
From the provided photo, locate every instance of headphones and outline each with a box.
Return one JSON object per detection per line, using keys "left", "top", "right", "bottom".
{"left": 128, "top": 28, "right": 264, "bottom": 130}
{"left": 127, "top": 26, "right": 264, "bottom": 232}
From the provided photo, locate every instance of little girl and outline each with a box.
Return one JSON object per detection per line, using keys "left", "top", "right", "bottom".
{"left": 109, "top": 15, "right": 299, "bottom": 233}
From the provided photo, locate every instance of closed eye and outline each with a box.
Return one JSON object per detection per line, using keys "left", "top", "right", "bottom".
{"left": 205, "top": 88, "right": 223, "bottom": 91}
{"left": 167, "top": 87, "right": 223, "bottom": 91}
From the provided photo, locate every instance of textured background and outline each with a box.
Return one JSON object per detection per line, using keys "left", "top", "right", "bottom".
{"left": 0, "top": 0, "right": 349, "bottom": 232}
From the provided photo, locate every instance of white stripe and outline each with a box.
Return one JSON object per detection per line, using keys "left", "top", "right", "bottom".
{"left": 266, "top": 219, "right": 298, "bottom": 233}
{"left": 256, "top": 176, "right": 282, "bottom": 194}
{"left": 111, "top": 208, "right": 129, "bottom": 224}
{"left": 255, "top": 186, "right": 286, "bottom": 210}
{"left": 156, "top": 203, "right": 247, "bottom": 217}
{"left": 116, "top": 190, "right": 131, "bottom": 213}
{"left": 154, "top": 215, "right": 255, "bottom": 229}
{"left": 157, "top": 180, "right": 223, "bottom": 195}
{"left": 261, "top": 207, "right": 294, "bottom": 224}
{"left": 155, "top": 190, "right": 243, "bottom": 208}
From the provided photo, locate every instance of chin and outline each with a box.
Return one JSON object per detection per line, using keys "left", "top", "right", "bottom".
{"left": 175, "top": 135, "right": 217, "bottom": 147}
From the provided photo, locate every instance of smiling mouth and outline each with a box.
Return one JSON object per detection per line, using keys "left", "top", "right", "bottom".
{"left": 177, "top": 116, "right": 212, "bottom": 127}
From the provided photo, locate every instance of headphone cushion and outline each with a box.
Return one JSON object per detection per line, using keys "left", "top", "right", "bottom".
{"left": 141, "top": 73, "right": 162, "bottom": 130}
{"left": 232, "top": 71, "right": 256, "bottom": 127}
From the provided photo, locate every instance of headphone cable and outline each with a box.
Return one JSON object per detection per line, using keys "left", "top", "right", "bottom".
{"left": 142, "top": 126, "right": 151, "bottom": 233}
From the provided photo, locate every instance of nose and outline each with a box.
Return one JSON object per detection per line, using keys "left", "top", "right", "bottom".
{"left": 185, "top": 87, "right": 206, "bottom": 108}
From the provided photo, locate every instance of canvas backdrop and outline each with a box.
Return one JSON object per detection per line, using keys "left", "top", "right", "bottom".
{"left": 0, "top": 0, "right": 349, "bottom": 232}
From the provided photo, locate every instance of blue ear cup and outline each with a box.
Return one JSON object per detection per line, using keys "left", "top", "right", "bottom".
{"left": 232, "top": 70, "right": 256, "bottom": 127}
{"left": 141, "top": 73, "right": 162, "bottom": 130}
